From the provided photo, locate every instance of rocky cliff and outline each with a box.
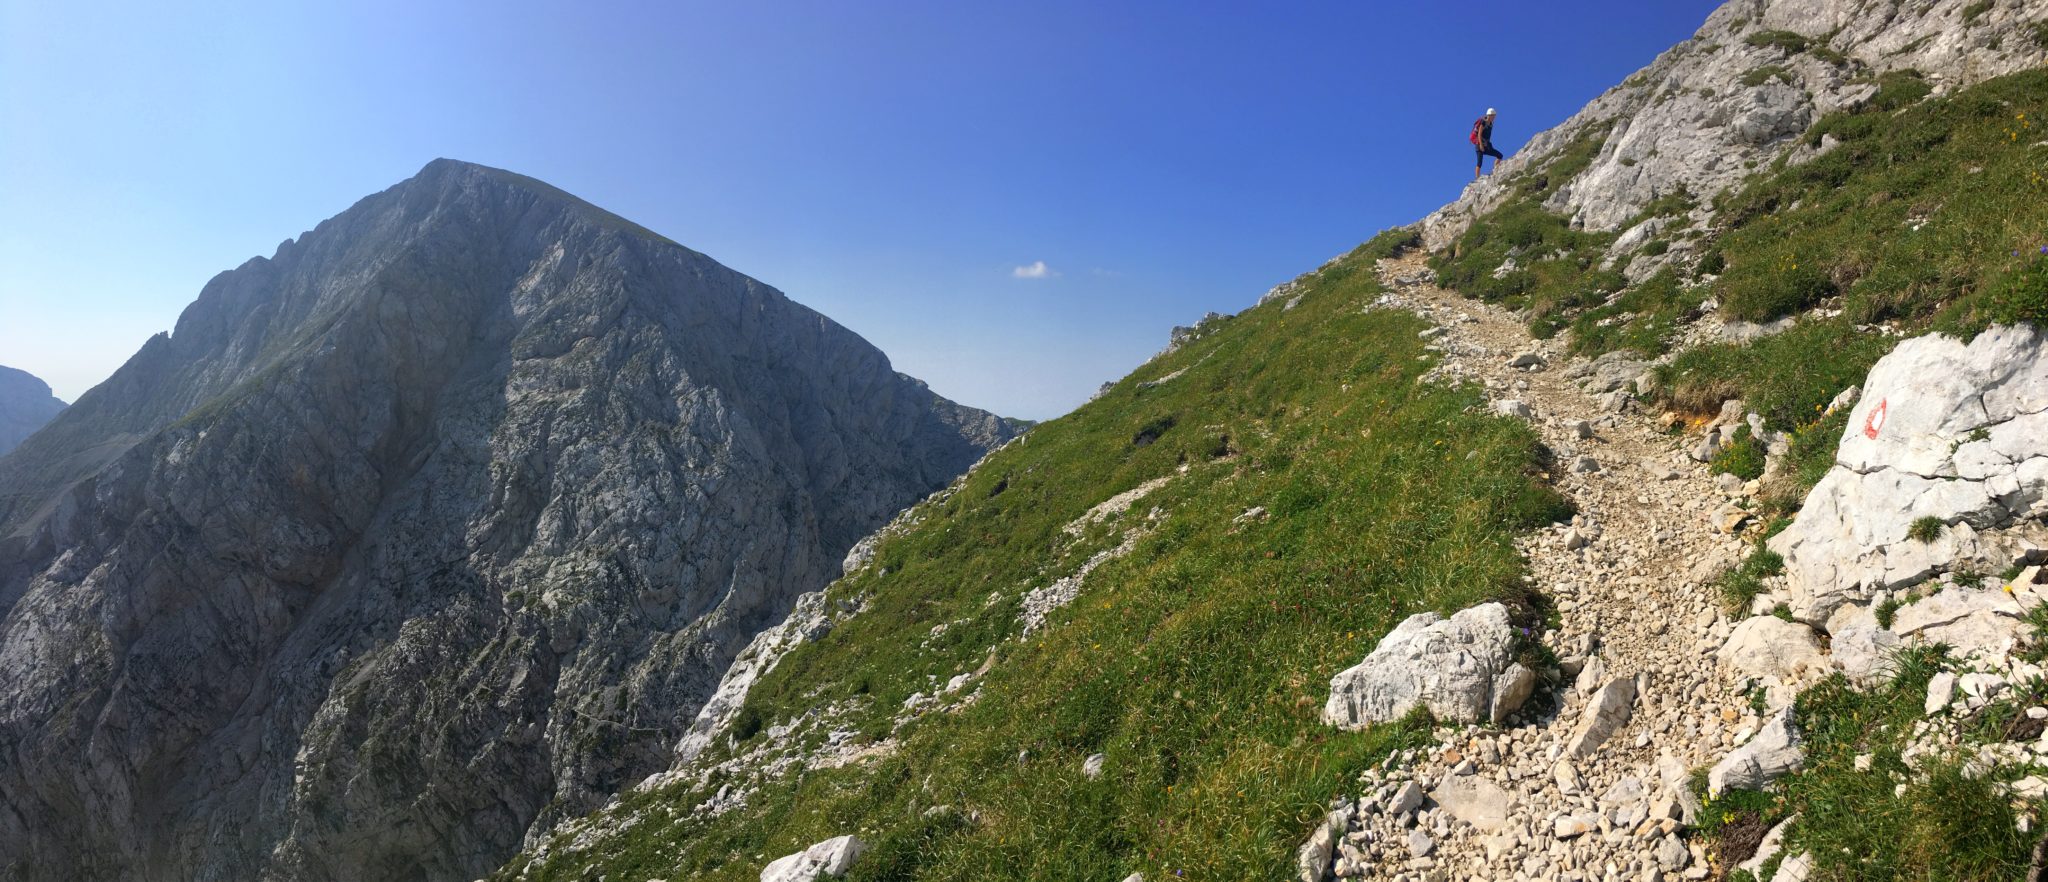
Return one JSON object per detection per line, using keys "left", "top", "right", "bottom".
{"left": 0, "top": 158, "right": 1021, "bottom": 882}
{"left": 1422, "top": 0, "right": 2048, "bottom": 251}
{"left": 0, "top": 366, "right": 66, "bottom": 457}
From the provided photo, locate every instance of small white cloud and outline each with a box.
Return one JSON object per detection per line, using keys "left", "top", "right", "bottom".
{"left": 1011, "top": 260, "right": 1056, "bottom": 279}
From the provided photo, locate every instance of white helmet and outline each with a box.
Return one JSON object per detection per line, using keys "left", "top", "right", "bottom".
{"left": 1486, "top": 107, "right": 1496, "bottom": 116}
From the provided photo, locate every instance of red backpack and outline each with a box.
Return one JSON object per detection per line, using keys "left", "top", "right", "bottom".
{"left": 1469, "top": 118, "right": 1487, "bottom": 146}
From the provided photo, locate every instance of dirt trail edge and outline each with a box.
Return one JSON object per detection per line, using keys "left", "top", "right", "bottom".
{"left": 1328, "top": 253, "right": 1764, "bottom": 882}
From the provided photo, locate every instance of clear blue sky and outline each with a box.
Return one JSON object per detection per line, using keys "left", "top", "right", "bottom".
{"left": 1, "top": 0, "right": 1721, "bottom": 420}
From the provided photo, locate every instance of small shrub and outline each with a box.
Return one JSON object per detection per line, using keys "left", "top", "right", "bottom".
{"left": 1711, "top": 426, "right": 1767, "bottom": 480}
{"left": 1698, "top": 250, "right": 1726, "bottom": 275}
{"left": 1908, "top": 515, "right": 1945, "bottom": 543}
{"left": 1740, "top": 65, "right": 1790, "bottom": 88}
{"left": 1643, "top": 239, "right": 1670, "bottom": 257}
{"left": 2036, "top": 20, "right": 2048, "bottom": 50}
{"left": 1961, "top": 1, "right": 1992, "bottom": 24}
{"left": 1745, "top": 29, "right": 1811, "bottom": 53}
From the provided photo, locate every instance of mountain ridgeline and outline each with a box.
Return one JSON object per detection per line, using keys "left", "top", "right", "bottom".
{"left": 0, "top": 159, "right": 1021, "bottom": 882}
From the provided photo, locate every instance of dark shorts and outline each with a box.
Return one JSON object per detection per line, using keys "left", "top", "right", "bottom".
{"left": 1476, "top": 144, "right": 1504, "bottom": 163}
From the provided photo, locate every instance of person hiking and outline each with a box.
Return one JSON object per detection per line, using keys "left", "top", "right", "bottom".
{"left": 1471, "top": 108, "right": 1504, "bottom": 179}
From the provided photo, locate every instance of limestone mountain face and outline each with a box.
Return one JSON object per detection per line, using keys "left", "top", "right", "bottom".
{"left": 1423, "top": 0, "right": 2048, "bottom": 249}
{"left": 0, "top": 159, "right": 1021, "bottom": 882}
{"left": 0, "top": 366, "right": 66, "bottom": 456}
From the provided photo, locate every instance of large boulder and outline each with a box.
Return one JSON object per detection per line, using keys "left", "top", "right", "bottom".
{"left": 761, "top": 835, "right": 867, "bottom": 882}
{"left": 1770, "top": 325, "right": 2048, "bottom": 622}
{"left": 1322, "top": 603, "right": 1535, "bottom": 729}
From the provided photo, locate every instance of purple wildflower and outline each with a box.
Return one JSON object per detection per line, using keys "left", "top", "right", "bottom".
{"left": 2039, "top": 245, "right": 2047, "bottom": 254}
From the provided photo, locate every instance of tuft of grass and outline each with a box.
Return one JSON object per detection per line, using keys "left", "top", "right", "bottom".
{"left": 1740, "top": 64, "right": 1791, "bottom": 88}
{"left": 1961, "top": 1, "right": 1993, "bottom": 24}
{"left": 1716, "top": 544, "right": 1787, "bottom": 615}
{"left": 1908, "top": 516, "right": 1945, "bottom": 543}
{"left": 1710, "top": 425, "right": 1767, "bottom": 481}
{"left": 498, "top": 234, "right": 1571, "bottom": 882}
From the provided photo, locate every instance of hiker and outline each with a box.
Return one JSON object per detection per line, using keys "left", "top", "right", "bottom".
{"left": 1471, "top": 108, "right": 1504, "bottom": 179}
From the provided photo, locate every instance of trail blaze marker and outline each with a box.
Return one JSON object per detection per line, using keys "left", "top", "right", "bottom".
{"left": 1863, "top": 398, "right": 1888, "bottom": 440}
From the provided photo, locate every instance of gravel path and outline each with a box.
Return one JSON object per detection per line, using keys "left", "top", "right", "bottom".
{"left": 1325, "top": 254, "right": 1770, "bottom": 882}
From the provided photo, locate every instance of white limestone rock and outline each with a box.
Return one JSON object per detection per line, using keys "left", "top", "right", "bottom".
{"left": 1708, "top": 707, "right": 1804, "bottom": 796}
{"left": 1565, "top": 677, "right": 1638, "bottom": 758}
{"left": 1430, "top": 774, "right": 1512, "bottom": 834}
{"left": 761, "top": 835, "right": 867, "bottom": 882}
{"left": 1771, "top": 325, "right": 2048, "bottom": 622}
{"left": 1718, "top": 616, "right": 1827, "bottom": 685}
{"left": 1322, "top": 603, "right": 1536, "bottom": 729}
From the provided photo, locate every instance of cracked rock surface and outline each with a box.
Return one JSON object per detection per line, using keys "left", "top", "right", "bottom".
{"left": 1772, "top": 323, "right": 2048, "bottom": 621}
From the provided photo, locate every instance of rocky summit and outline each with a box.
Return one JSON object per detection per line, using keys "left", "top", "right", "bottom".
{"left": 0, "top": 159, "right": 1020, "bottom": 882}
{"left": 0, "top": 366, "right": 66, "bottom": 457}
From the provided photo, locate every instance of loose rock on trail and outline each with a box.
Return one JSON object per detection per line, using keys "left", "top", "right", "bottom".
{"left": 1304, "top": 253, "right": 1770, "bottom": 882}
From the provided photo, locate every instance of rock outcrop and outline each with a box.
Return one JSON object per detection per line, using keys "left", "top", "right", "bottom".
{"left": 1770, "top": 324, "right": 2048, "bottom": 621}
{"left": 1322, "top": 602, "right": 1536, "bottom": 729}
{"left": 0, "top": 366, "right": 66, "bottom": 457}
{"left": 759, "top": 835, "right": 866, "bottom": 882}
{"left": 1422, "top": 0, "right": 2048, "bottom": 250}
{"left": 0, "top": 159, "right": 1020, "bottom": 882}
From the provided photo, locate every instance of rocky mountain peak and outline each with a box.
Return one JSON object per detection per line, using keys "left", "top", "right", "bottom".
{"left": 0, "top": 159, "right": 1021, "bottom": 881}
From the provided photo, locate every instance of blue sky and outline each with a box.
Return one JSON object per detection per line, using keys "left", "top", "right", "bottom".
{"left": 1, "top": 0, "right": 1721, "bottom": 420}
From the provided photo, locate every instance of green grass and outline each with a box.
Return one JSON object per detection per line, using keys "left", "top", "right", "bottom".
{"left": 1744, "top": 29, "right": 1810, "bottom": 54}
{"left": 1566, "top": 269, "right": 1707, "bottom": 358}
{"left": 1657, "top": 320, "right": 1892, "bottom": 426}
{"left": 1740, "top": 64, "right": 1791, "bottom": 88}
{"left": 1710, "top": 424, "right": 1767, "bottom": 481}
{"left": 1712, "top": 69, "right": 2048, "bottom": 326}
{"left": 1759, "top": 650, "right": 2038, "bottom": 880}
{"left": 1908, "top": 515, "right": 1945, "bottom": 543}
{"left": 1716, "top": 544, "right": 1786, "bottom": 615}
{"left": 496, "top": 229, "right": 1569, "bottom": 882}
{"left": 1962, "top": 1, "right": 1993, "bottom": 25}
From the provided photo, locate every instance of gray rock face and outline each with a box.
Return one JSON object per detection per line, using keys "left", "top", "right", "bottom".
{"left": 1322, "top": 603, "right": 1535, "bottom": 729}
{"left": 1422, "top": 0, "right": 2048, "bottom": 250}
{"left": 0, "top": 365, "right": 66, "bottom": 456}
{"left": 0, "top": 160, "right": 1020, "bottom": 882}
{"left": 1769, "top": 325, "right": 2048, "bottom": 621}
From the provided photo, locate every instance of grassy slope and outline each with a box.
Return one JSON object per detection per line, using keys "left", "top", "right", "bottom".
{"left": 498, "top": 231, "right": 1569, "bottom": 881}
